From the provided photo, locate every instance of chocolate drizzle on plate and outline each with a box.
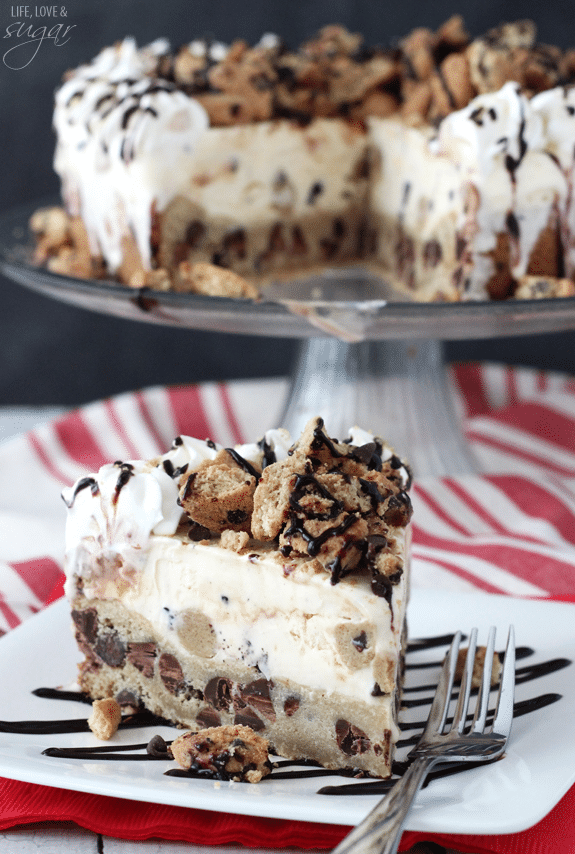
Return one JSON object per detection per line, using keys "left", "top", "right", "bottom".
{"left": 5, "top": 634, "right": 567, "bottom": 795}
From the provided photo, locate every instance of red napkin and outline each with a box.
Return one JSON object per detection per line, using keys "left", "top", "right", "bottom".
{"left": 1, "top": 760, "right": 575, "bottom": 853}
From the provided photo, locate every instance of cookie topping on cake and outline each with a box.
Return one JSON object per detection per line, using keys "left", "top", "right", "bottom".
{"left": 251, "top": 417, "right": 411, "bottom": 589}
{"left": 62, "top": 418, "right": 409, "bottom": 599}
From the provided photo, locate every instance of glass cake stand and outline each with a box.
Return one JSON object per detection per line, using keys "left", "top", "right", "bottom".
{"left": 4, "top": 200, "right": 575, "bottom": 476}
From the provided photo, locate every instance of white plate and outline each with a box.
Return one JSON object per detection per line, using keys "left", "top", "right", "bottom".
{"left": 0, "top": 589, "right": 573, "bottom": 836}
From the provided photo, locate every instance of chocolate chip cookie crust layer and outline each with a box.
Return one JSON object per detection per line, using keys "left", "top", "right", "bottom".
{"left": 70, "top": 577, "right": 405, "bottom": 776}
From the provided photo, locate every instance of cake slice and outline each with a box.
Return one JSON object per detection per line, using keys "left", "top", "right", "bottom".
{"left": 62, "top": 417, "right": 412, "bottom": 777}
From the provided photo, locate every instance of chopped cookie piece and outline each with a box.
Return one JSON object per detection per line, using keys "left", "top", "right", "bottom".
{"left": 454, "top": 646, "right": 503, "bottom": 688}
{"left": 220, "top": 529, "right": 250, "bottom": 552}
{"left": 514, "top": 275, "right": 575, "bottom": 299}
{"left": 88, "top": 698, "right": 122, "bottom": 740}
{"left": 251, "top": 417, "right": 411, "bottom": 588}
{"left": 178, "top": 454, "right": 259, "bottom": 533}
{"left": 30, "top": 206, "right": 71, "bottom": 260}
{"left": 170, "top": 724, "right": 272, "bottom": 782}
{"left": 176, "top": 262, "right": 259, "bottom": 299}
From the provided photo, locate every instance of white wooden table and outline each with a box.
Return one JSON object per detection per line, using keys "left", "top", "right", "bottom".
{"left": 0, "top": 825, "right": 468, "bottom": 854}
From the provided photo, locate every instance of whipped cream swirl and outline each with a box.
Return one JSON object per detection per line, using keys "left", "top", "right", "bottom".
{"left": 53, "top": 38, "right": 210, "bottom": 271}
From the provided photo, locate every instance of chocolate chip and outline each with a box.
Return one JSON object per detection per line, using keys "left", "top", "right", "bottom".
{"left": 239, "top": 678, "right": 276, "bottom": 721}
{"left": 234, "top": 707, "right": 266, "bottom": 731}
{"left": 383, "top": 491, "right": 412, "bottom": 526}
{"left": 284, "top": 696, "right": 300, "bottom": 716}
{"left": 147, "top": 734, "right": 171, "bottom": 758}
{"left": 352, "top": 631, "right": 368, "bottom": 652}
{"left": 377, "top": 729, "right": 391, "bottom": 765}
{"left": 185, "top": 220, "right": 206, "bottom": 247}
{"left": 227, "top": 509, "right": 248, "bottom": 524}
{"left": 127, "top": 642, "right": 157, "bottom": 679}
{"left": 290, "top": 225, "right": 307, "bottom": 254}
{"left": 71, "top": 609, "right": 98, "bottom": 645}
{"left": 95, "top": 631, "right": 126, "bottom": 667}
{"left": 306, "top": 181, "right": 324, "bottom": 204}
{"left": 204, "top": 676, "right": 233, "bottom": 712}
{"left": 371, "top": 682, "right": 385, "bottom": 696}
{"left": 188, "top": 521, "right": 212, "bottom": 541}
{"left": 196, "top": 707, "right": 221, "bottom": 728}
{"left": 423, "top": 239, "right": 443, "bottom": 268}
{"left": 269, "top": 222, "right": 285, "bottom": 251}
{"left": 158, "top": 653, "right": 186, "bottom": 695}
{"left": 352, "top": 442, "right": 377, "bottom": 465}
{"left": 335, "top": 719, "right": 371, "bottom": 756}
{"left": 351, "top": 153, "right": 371, "bottom": 181}
{"left": 395, "top": 232, "right": 415, "bottom": 276}
{"left": 116, "top": 689, "right": 141, "bottom": 708}
{"left": 320, "top": 237, "right": 339, "bottom": 259}
{"left": 223, "top": 228, "right": 247, "bottom": 258}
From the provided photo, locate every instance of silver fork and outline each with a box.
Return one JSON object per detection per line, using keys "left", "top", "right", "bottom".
{"left": 332, "top": 626, "right": 516, "bottom": 854}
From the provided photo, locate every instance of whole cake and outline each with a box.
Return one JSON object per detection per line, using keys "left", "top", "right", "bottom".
{"left": 62, "top": 417, "right": 412, "bottom": 778}
{"left": 34, "top": 18, "right": 575, "bottom": 301}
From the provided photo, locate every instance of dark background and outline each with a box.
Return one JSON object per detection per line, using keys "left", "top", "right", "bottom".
{"left": 2, "top": 0, "right": 575, "bottom": 405}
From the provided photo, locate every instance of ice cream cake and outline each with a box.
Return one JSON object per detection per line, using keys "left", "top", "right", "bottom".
{"left": 35, "top": 18, "right": 575, "bottom": 301}
{"left": 62, "top": 417, "right": 412, "bottom": 777}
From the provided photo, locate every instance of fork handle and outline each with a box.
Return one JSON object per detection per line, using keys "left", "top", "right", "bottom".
{"left": 332, "top": 755, "right": 438, "bottom": 854}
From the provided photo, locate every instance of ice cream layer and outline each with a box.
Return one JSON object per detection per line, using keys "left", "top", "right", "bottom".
{"left": 82, "top": 530, "right": 408, "bottom": 711}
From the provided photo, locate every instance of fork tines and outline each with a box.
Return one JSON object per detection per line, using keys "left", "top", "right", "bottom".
{"left": 446, "top": 626, "right": 516, "bottom": 738}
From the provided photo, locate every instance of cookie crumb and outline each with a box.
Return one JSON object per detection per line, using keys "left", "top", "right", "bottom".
{"left": 454, "top": 646, "right": 502, "bottom": 688}
{"left": 88, "top": 697, "right": 122, "bottom": 740}
{"left": 221, "top": 529, "right": 250, "bottom": 552}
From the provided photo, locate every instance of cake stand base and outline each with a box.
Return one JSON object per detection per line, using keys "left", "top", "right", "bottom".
{"left": 279, "top": 338, "right": 477, "bottom": 477}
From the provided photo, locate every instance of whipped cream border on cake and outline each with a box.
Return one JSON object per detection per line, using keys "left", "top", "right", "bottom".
{"left": 53, "top": 38, "right": 210, "bottom": 270}
{"left": 434, "top": 81, "right": 569, "bottom": 297}
{"left": 61, "top": 427, "right": 294, "bottom": 599}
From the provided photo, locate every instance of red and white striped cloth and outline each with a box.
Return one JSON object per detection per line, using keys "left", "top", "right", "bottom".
{"left": 2, "top": 364, "right": 575, "bottom": 636}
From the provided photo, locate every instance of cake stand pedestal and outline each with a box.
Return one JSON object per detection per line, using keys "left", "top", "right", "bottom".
{"left": 280, "top": 337, "right": 473, "bottom": 476}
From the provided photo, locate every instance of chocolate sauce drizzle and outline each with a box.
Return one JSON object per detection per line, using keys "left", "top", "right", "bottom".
{"left": 62, "top": 477, "right": 99, "bottom": 508}
{"left": 225, "top": 448, "right": 261, "bottom": 481}
{"left": 5, "top": 634, "right": 566, "bottom": 797}
{"left": 112, "top": 462, "right": 135, "bottom": 503}
{"left": 257, "top": 437, "right": 277, "bottom": 469}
